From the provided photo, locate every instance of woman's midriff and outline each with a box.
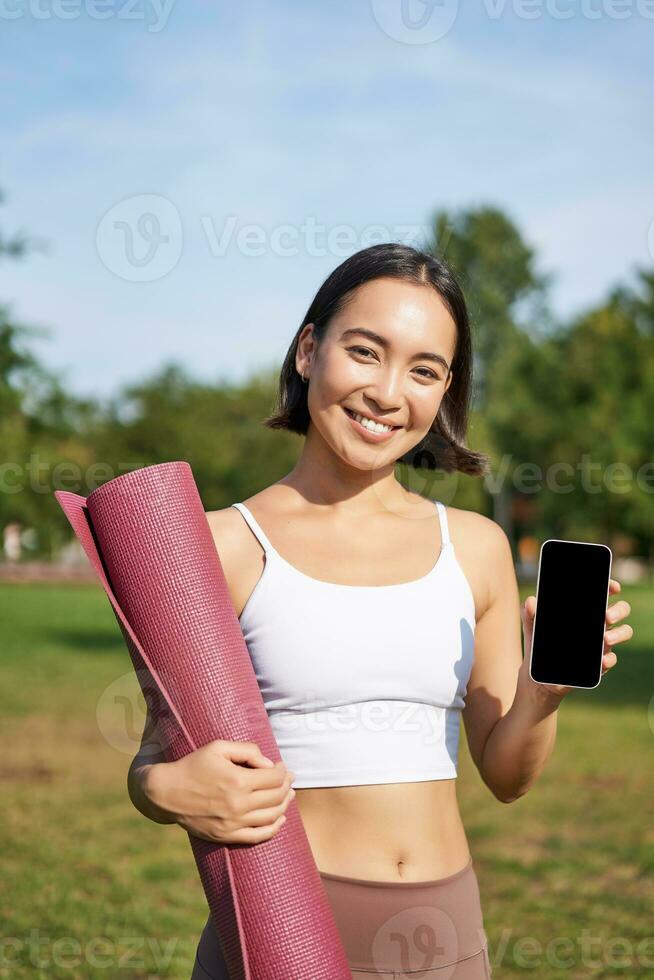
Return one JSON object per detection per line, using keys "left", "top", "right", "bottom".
{"left": 294, "top": 778, "right": 471, "bottom": 882}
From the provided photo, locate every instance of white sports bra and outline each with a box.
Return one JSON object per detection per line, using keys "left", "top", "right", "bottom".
{"left": 231, "top": 500, "right": 476, "bottom": 788}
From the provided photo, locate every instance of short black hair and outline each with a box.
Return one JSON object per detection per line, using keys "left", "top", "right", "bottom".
{"left": 264, "top": 242, "right": 491, "bottom": 476}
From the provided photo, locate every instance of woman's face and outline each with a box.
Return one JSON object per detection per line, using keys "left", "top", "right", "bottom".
{"left": 296, "top": 276, "right": 456, "bottom": 470}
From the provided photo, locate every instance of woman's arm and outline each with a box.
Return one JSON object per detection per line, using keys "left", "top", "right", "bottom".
{"left": 476, "top": 665, "right": 562, "bottom": 804}
{"left": 463, "top": 521, "right": 632, "bottom": 804}
{"left": 127, "top": 705, "right": 296, "bottom": 844}
{"left": 128, "top": 757, "right": 177, "bottom": 824}
{"left": 461, "top": 520, "right": 546, "bottom": 803}
{"left": 127, "top": 708, "right": 177, "bottom": 824}
{"left": 463, "top": 520, "right": 562, "bottom": 803}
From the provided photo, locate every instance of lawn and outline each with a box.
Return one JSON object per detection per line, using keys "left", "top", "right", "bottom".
{"left": 0, "top": 580, "right": 652, "bottom": 978}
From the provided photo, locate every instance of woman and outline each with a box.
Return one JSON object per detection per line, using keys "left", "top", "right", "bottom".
{"left": 128, "top": 243, "right": 633, "bottom": 979}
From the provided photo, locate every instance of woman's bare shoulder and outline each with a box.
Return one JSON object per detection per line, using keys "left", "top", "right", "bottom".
{"left": 205, "top": 488, "right": 274, "bottom": 544}
{"left": 445, "top": 505, "right": 513, "bottom": 620}
{"left": 205, "top": 503, "right": 242, "bottom": 535}
{"left": 204, "top": 505, "right": 255, "bottom": 567}
{"left": 204, "top": 504, "right": 266, "bottom": 617}
{"left": 446, "top": 504, "right": 502, "bottom": 540}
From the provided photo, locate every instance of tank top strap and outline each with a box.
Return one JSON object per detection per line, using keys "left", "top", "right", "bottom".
{"left": 435, "top": 500, "right": 451, "bottom": 548}
{"left": 231, "top": 502, "right": 275, "bottom": 555}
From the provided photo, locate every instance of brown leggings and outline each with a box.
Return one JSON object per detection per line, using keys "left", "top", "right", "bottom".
{"left": 192, "top": 857, "right": 492, "bottom": 979}
{"left": 319, "top": 855, "right": 492, "bottom": 978}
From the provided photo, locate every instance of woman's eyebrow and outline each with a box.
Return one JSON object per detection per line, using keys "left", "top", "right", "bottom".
{"left": 338, "top": 327, "right": 450, "bottom": 372}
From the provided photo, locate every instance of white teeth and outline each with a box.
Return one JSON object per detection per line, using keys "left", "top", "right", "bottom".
{"left": 351, "top": 410, "right": 393, "bottom": 433}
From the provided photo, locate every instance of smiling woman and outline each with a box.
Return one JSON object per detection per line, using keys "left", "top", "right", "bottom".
{"left": 197, "top": 245, "right": 497, "bottom": 976}
{"left": 342, "top": 402, "right": 402, "bottom": 441}
{"left": 132, "top": 243, "right": 510, "bottom": 978}
{"left": 264, "top": 243, "right": 491, "bottom": 477}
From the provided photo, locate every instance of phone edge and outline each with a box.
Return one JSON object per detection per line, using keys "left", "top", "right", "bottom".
{"left": 528, "top": 539, "right": 612, "bottom": 691}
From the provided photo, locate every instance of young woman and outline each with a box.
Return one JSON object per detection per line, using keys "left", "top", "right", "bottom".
{"left": 128, "top": 243, "right": 632, "bottom": 979}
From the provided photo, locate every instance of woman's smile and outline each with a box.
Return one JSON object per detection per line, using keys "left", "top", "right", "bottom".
{"left": 342, "top": 405, "right": 403, "bottom": 443}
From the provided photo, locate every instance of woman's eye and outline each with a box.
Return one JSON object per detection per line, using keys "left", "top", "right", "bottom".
{"left": 348, "top": 347, "right": 440, "bottom": 380}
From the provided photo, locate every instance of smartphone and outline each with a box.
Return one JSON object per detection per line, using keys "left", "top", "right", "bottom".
{"left": 529, "top": 539, "right": 612, "bottom": 690}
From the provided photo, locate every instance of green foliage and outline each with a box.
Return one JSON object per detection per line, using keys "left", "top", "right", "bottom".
{"left": 91, "top": 362, "right": 301, "bottom": 510}
{"left": 487, "top": 270, "right": 654, "bottom": 545}
{"left": 0, "top": 194, "right": 652, "bottom": 559}
{"left": 428, "top": 205, "right": 554, "bottom": 403}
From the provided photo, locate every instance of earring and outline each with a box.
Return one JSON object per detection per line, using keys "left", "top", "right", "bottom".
{"left": 299, "top": 369, "right": 308, "bottom": 383}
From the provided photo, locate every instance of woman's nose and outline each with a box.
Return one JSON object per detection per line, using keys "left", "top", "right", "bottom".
{"left": 366, "top": 370, "right": 404, "bottom": 409}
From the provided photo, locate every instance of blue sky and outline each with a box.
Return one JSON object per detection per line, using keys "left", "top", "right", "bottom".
{"left": 2, "top": 0, "right": 652, "bottom": 402}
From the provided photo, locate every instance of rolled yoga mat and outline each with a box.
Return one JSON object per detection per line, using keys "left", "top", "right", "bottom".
{"left": 54, "top": 461, "right": 352, "bottom": 980}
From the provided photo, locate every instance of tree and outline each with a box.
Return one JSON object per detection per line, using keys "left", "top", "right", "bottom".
{"left": 428, "top": 205, "right": 554, "bottom": 405}
{"left": 92, "top": 362, "right": 300, "bottom": 510}
{"left": 487, "top": 271, "right": 654, "bottom": 552}
{"left": 425, "top": 205, "right": 555, "bottom": 538}
{"left": 0, "top": 193, "right": 98, "bottom": 556}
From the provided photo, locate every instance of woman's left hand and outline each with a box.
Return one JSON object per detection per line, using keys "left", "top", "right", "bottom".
{"left": 518, "top": 579, "right": 633, "bottom": 702}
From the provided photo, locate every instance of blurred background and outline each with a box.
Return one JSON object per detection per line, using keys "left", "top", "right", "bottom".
{"left": 1, "top": 2, "right": 652, "bottom": 978}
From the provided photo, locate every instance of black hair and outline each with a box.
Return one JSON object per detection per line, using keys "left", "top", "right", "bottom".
{"left": 264, "top": 242, "right": 491, "bottom": 475}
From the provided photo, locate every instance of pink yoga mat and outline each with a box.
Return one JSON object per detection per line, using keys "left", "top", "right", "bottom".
{"left": 54, "top": 461, "right": 351, "bottom": 980}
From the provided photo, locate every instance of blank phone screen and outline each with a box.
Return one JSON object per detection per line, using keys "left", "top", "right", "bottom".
{"left": 529, "top": 539, "right": 612, "bottom": 689}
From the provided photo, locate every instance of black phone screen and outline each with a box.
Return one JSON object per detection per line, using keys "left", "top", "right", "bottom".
{"left": 529, "top": 539, "right": 612, "bottom": 690}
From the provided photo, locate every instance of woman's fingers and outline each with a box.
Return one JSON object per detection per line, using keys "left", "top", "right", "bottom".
{"left": 243, "top": 786, "right": 296, "bottom": 827}
{"left": 604, "top": 623, "right": 634, "bottom": 647}
{"left": 603, "top": 581, "right": 633, "bottom": 668}
{"left": 606, "top": 598, "right": 631, "bottom": 625}
{"left": 246, "top": 771, "right": 295, "bottom": 809}
{"left": 229, "top": 812, "right": 289, "bottom": 845}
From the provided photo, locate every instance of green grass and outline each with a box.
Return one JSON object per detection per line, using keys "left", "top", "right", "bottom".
{"left": 0, "top": 581, "right": 652, "bottom": 978}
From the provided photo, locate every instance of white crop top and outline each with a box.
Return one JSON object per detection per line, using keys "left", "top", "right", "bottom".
{"left": 231, "top": 500, "right": 476, "bottom": 788}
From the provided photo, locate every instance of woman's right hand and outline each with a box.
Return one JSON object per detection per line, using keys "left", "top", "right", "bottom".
{"left": 144, "top": 739, "right": 296, "bottom": 845}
